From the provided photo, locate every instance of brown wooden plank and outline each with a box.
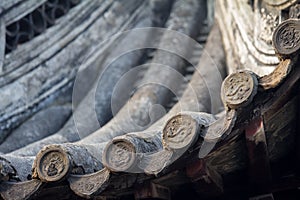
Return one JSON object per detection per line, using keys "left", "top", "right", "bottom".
{"left": 245, "top": 117, "right": 272, "bottom": 195}
{"left": 186, "top": 159, "right": 223, "bottom": 197}
{"left": 134, "top": 182, "right": 171, "bottom": 200}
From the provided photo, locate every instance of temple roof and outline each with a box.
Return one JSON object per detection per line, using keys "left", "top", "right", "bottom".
{"left": 0, "top": 0, "right": 299, "bottom": 199}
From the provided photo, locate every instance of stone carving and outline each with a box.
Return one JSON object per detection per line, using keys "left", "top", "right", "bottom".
{"left": 104, "top": 141, "right": 136, "bottom": 172}
{"left": 264, "top": 0, "right": 298, "bottom": 9}
{"left": 203, "top": 110, "right": 237, "bottom": 142}
{"left": 0, "top": 180, "right": 42, "bottom": 200}
{"left": 68, "top": 169, "right": 110, "bottom": 198}
{"left": 44, "top": 152, "right": 65, "bottom": 177}
{"left": 103, "top": 131, "right": 163, "bottom": 173}
{"left": 143, "top": 150, "right": 173, "bottom": 175}
{"left": 162, "top": 114, "right": 199, "bottom": 150}
{"left": 34, "top": 147, "right": 70, "bottom": 182}
{"left": 273, "top": 19, "right": 300, "bottom": 56}
{"left": 258, "top": 7, "right": 279, "bottom": 47}
{"left": 289, "top": 4, "right": 300, "bottom": 19}
{"left": 221, "top": 71, "right": 258, "bottom": 109}
{"left": 216, "top": 0, "right": 281, "bottom": 76}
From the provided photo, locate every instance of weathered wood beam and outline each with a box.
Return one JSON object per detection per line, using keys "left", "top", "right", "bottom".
{"left": 205, "top": 71, "right": 300, "bottom": 177}
{"left": 297, "top": 91, "right": 300, "bottom": 177}
{"left": 264, "top": 96, "right": 298, "bottom": 162}
{"left": 134, "top": 182, "right": 171, "bottom": 200}
{"left": 199, "top": 16, "right": 300, "bottom": 178}
{"left": 139, "top": 55, "right": 299, "bottom": 198}
{"left": 186, "top": 159, "right": 223, "bottom": 197}
{"left": 31, "top": 183, "right": 83, "bottom": 200}
{"left": 151, "top": 170, "right": 190, "bottom": 187}
{"left": 99, "top": 173, "right": 151, "bottom": 197}
{"left": 205, "top": 47, "right": 300, "bottom": 178}
{"left": 245, "top": 117, "right": 272, "bottom": 196}
{"left": 176, "top": 59, "right": 299, "bottom": 197}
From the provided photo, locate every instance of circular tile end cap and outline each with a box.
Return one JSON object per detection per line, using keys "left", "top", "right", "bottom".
{"left": 103, "top": 140, "right": 136, "bottom": 172}
{"left": 35, "top": 146, "right": 71, "bottom": 182}
{"left": 163, "top": 114, "right": 199, "bottom": 150}
{"left": 221, "top": 71, "right": 258, "bottom": 109}
{"left": 273, "top": 19, "right": 300, "bottom": 56}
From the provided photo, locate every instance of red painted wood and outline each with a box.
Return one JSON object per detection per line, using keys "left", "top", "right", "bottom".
{"left": 245, "top": 117, "right": 272, "bottom": 195}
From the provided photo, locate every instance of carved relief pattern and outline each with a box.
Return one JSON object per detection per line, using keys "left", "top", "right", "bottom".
{"left": 222, "top": 71, "right": 258, "bottom": 109}
{"left": 0, "top": 180, "right": 42, "bottom": 200}
{"left": 43, "top": 152, "right": 65, "bottom": 177}
{"left": 279, "top": 26, "right": 300, "bottom": 49}
{"left": 289, "top": 4, "right": 300, "bottom": 19}
{"left": 258, "top": 8, "right": 279, "bottom": 46}
{"left": 69, "top": 169, "right": 110, "bottom": 197}
{"left": 74, "top": 175, "right": 101, "bottom": 195}
{"left": 37, "top": 150, "right": 70, "bottom": 181}
{"left": 163, "top": 115, "right": 197, "bottom": 149}
{"left": 143, "top": 150, "right": 173, "bottom": 175}
{"left": 264, "top": 0, "right": 298, "bottom": 9}
{"left": 107, "top": 142, "right": 134, "bottom": 170}
{"left": 273, "top": 19, "right": 300, "bottom": 55}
